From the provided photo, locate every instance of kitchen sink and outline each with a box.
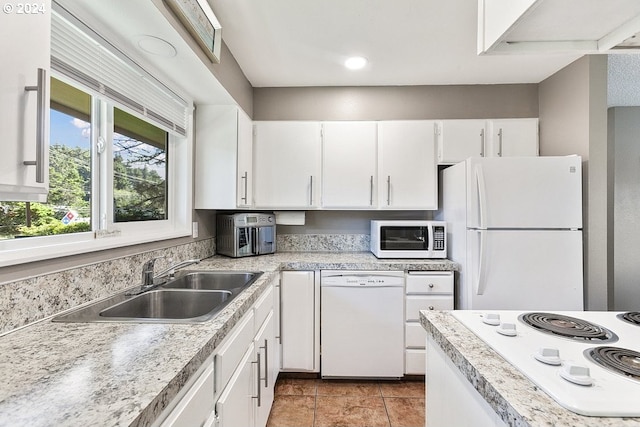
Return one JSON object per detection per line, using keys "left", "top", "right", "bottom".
{"left": 99, "top": 289, "right": 232, "bottom": 320}
{"left": 52, "top": 270, "right": 263, "bottom": 324}
{"left": 160, "top": 271, "right": 261, "bottom": 292}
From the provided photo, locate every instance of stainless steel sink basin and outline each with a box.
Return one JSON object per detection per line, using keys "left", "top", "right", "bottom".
{"left": 99, "top": 289, "right": 232, "bottom": 320}
{"left": 52, "top": 270, "right": 263, "bottom": 323}
{"left": 160, "top": 271, "right": 261, "bottom": 291}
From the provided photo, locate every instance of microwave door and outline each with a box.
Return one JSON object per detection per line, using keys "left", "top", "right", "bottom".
{"left": 381, "top": 226, "right": 429, "bottom": 251}
{"left": 256, "top": 226, "right": 275, "bottom": 254}
{"left": 237, "top": 227, "right": 254, "bottom": 257}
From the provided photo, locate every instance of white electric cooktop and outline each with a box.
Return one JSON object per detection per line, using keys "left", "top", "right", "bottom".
{"left": 452, "top": 310, "right": 640, "bottom": 417}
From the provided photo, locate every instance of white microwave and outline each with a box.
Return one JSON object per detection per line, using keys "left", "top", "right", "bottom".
{"left": 370, "top": 220, "right": 447, "bottom": 259}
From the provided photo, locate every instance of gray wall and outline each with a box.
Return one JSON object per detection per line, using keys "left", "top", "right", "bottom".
{"left": 539, "top": 55, "right": 610, "bottom": 311}
{"left": 151, "top": 0, "right": 254, "bottom": 116}
{"left": 609, "top": 107, "right": 640, "bottom": 311}
{"left": 253, "top": 84, "right": 538, "bottom": 121}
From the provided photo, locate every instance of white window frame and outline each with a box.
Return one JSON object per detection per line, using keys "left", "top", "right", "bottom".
{"left": 0, "top": 73, "right": 193, "bottom": 268}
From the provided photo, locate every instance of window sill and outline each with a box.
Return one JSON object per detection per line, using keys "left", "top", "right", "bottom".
{"left": 0, "top": 228, "right": 192, "bottom": 268}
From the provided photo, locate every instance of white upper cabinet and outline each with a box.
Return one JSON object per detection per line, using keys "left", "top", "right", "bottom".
{"left": 195, "top": 105, "right": 253, "bottom": 209}
{"left": 253, "top": 121, "right": 322, "bottom": 209}
{"left": 438, "top": 120, "right": 487, "bottom": 164}
{"left": 321, "top": 121, "right": 377, "bottom": 208}
{"left": 378, "top": 121, "right": 438, "bottom": 210}
{"left": 486, "top": 118, "right": 539, "bottom": 157}
{"left": 438, "top": 118, "right": 538, "bottom": 164}
{"left": 0, "top": 2, "right": 51, "bottom": 201}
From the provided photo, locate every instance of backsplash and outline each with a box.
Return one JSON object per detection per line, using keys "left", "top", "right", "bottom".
{"left": 0, "top": 238, "right": 215, "bottom": 335}
{"left": 277, "top": 233, "right": 369, "bottom": 252}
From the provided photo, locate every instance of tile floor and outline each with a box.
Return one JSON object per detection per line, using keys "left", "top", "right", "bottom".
{"left": 266, "top": 377, "right": 425, "bottom": 427}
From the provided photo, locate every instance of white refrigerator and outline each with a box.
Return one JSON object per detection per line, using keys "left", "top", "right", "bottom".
{"left": 441, "top": 156, "right": 584, "bottom": 310}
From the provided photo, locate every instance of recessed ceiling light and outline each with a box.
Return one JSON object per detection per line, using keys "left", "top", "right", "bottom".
{"left": 136, "top": 35, "right": 177, "bottom": 58}
{"left": 345, "top": 56, "right": 368, "bottom": 70}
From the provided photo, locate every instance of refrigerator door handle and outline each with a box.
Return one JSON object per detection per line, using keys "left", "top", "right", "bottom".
{"left": 475, "top": 165, "right": 488, "bottom": 229}
{"left": 475, "top": 230, "right": 488, "bottom": 295}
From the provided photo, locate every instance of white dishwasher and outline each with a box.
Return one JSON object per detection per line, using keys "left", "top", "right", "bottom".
{"left": 320, "top": 270, "right": 405, "bottom": 378}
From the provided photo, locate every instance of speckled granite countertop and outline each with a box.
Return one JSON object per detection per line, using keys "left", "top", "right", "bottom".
{"left": 420, "top": 311, "right": 640, "bottom": 427}
{"left": 0, "top": 252, "right": 455, "bottom": 427}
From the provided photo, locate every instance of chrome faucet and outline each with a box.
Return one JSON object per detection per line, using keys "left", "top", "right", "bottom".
{"left": 154, "top": 258, "right": 201, "bottom": 280}
{"left": 141, "top": 257, "right": 162, "bottom": 287}
{"left": 127, "top": 257, "right": 201, "bottom": 296}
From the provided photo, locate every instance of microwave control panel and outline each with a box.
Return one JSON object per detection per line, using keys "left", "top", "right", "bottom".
{"left": 433, "top": 226, "right": 445, "bottom": 251}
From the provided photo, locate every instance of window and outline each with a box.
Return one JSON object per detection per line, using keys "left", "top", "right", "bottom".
{"left": 113, "top": 108, "right": 168, "bottom": 223}
{"left": 0, "top": 6, "right": 193, "bottom": 266}
{"left": 0, "top": 78, "right": 92, "bottom": 240}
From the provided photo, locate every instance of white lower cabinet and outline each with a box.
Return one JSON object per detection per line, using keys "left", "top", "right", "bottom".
{"left": 404, "top": 271, "right": 454, "bottom": 375}
{"left": 156, "top": 356, "right": 215, "bottom": 427}
{"left": 280, "top": 271, "right": 319, "bottom": 372}
{"left": 427, "top": 335, "right": 507, "bottom": 427}
{"left": 215, "top": 343, "right": 255, "bottom": 427}
{"left": 214, "top": 282, "right": 276, "bottom": 427}
{"left": 156, "top": 280, "right": 276, "bottom": 427}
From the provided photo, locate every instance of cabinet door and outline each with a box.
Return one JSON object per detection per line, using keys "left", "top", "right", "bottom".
{"left": 438, "top": 120, "right": 487, "bottom": 164}
{"left": 0, "top": 2, "right": 51, "bottom": 201}
{"left": 280, "top": 271, "right": 318, "bottom": 371}
{"left": 254, "top": 312, "right": 275, "bottom": 427}
{"left": 237, "top": 109, "right": 253, "bottom": 207}
{"left": 195, "top": 105, "right": 239, "bottom": 209}
{"left": 487, "top": 118, "right": 538, "bottom": 157}
{"left": 253, "top": 121, "right": 321, "bottom": 208}
{"left": 378, "top": 121, "right": 438, "bottom": 209}
{"left": 159, "top": 362, "right": 215, "bottom": 427}
{"left": 216, "top": 344, "right": 256, "bottom": 427}
{"left": 322, "top": 121, "right": 377, "bottom": 208}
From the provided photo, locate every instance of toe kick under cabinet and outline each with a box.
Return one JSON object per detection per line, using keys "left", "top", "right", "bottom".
{"left": 405, "top": 271, "right": 454, "bottom": 375}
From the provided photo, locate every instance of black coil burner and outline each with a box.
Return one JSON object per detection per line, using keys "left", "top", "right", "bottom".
{"left": 618, "top": 312, "right": 640, "bottom": 326}
{"left": 585, "top": 346, "right": 640, "bottom": 381}
{"left": 519, "top": 312, "right": 618, "bottom": 343}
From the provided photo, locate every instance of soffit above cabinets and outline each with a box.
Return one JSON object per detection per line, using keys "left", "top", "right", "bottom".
{"left": 478, "top": 0, "right": 640, "bottom": 54}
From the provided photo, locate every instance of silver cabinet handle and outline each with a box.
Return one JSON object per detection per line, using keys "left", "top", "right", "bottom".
{"left": 241, "top": 171, "right": 248, "bottom": 204}
{"left": 369, "top": 176, "right": 374, "bottom": 206}
{"left": 428, "top": 283, "right": 434, "bottom": 288}
{"left": 260, "top": 339, "right": 268, "bottom": 387}
{"left": 23, "top": 68, "right": 47, "bottom": 183}
{"left": 309, "top": 175, "right": 313, "bottom": 206}
{"left": 498, "top": 128, "right": 503, "bottom": 157}
{"left": 386, "top": 176, "right": 391, "bottom": 206}
{"left": 252, "top": 352, "right": 262, "bottom": 407}
{"left": 429, "top": 306, "right": 435, "bottom": 310}
{"left": 480, "top": 128, "right": 485, "bottom": 157}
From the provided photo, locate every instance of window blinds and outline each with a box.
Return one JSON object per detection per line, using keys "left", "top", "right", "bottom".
{"left": 51, "top": 4, "right": 189, "bottom": 136}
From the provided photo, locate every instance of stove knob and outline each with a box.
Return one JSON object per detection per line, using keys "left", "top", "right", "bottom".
{"left": 496, "top": 322, "right": 517, "bottom": 336}
{"left": 482, "top": 313, "right": 501, "bottom": 326}
{"left": 560, "top": 363, "right": 593, "bottom": 386}
{"left": 534, "top": 347, "right": 562, "bottom": 365}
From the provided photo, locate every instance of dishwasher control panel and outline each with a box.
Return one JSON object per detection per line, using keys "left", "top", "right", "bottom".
{"left": 321, "top": 271, "right": 405, "bottom": 287}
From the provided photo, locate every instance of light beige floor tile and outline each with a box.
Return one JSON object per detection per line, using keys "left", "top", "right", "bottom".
{"left": 379, "top": 381, "right": 425, "bottom": 398}
{"left": 384, "top": 397, "right": 425, "bottom": 427}
{"left": 275, "top": 378, "right": 318, "bottom": 396}
{"left": 316, "top": 380, "right": 381, "bottom": 397}
{"left": 267, "top": 395, "right": 316, "bottom": 427}
{"left": 315, "top": 396, "right": 390, "bottom": 427}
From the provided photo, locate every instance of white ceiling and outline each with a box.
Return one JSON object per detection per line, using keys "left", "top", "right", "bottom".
{"left": 208, "top": 0, "right": 584, "bottom": 87}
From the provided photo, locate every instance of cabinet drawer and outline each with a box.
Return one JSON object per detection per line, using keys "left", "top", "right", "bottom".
{"left": 406, "top": 295, "right": 453, "bottom": 321}
{"left": 214, "top": 310, "right": 255, "bottom": 394}
{"left": 405, "top": 349, "right": 426, "bottom": 375}
{"left": 405, "top": 322, "right": 426, "bottom": 348}
{"left": 406, "top": 272, "right": 453, "bottom": 294}
{"left": 254, "top": 285, "right": 274, "bottom": 332}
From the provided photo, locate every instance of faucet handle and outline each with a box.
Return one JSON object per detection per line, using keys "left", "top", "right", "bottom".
{"left": 141, "top": 256, "right": 165, "bottom": 286}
